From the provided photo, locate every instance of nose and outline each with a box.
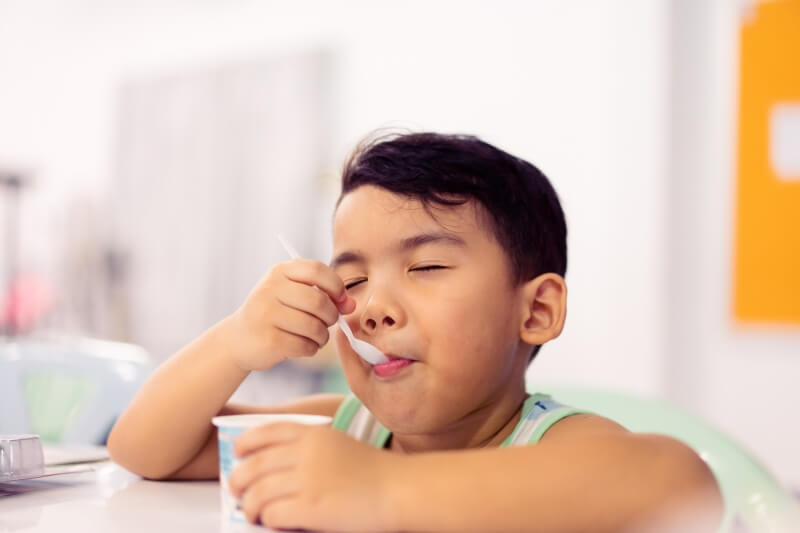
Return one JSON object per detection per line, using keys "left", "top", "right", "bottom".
{"left": 358, "top": 286, "right": 405, "bottom": 335}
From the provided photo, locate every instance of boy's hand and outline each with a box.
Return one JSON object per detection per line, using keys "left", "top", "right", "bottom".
{"left": 225, "top": 259, "right": 355, "bottom": 372}
{"left": 229, "top": 424, "right": 400, "bottom": 532}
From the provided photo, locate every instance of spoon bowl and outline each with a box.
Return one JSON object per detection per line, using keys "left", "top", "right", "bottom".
{"left": 336, "top": 316, "right": 388, "bottom": 365}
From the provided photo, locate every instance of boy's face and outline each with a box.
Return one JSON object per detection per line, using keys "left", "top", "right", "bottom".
{"left": 331, "top": 185, "right": 531, "bottom": 435}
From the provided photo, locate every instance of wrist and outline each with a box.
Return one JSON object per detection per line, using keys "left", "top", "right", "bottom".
{"left": 212, "top": 315, "right": 261, "bottom": 375}
{"left": 214, "top": 311, "right": 281, "bottom": 373}
{"left": 380, "top": 453, "right": 422, "bottom": 532}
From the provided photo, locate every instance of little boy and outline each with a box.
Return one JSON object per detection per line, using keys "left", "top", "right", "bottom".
{"left": 108, "top": 132, "right": 721, "bottom": 532}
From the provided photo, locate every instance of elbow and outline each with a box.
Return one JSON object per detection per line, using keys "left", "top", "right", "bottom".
{"left": 683, "top": 449, "right": 724, "bottom": 521}
{"left": 671, "top": 440, "right": 723, "bottom": 512}
{"left": 106, "top": 420, "right": 129, "bottom": 469}
{"left": 641, "top": 437, "right": 724, "bottom": 531}
{"left": 106, "top": 421, "right": 176, "bottom": 481}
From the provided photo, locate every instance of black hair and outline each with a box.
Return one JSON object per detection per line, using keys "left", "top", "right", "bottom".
{"left": 338, "top": 131, "right": 567, "bottom": 360}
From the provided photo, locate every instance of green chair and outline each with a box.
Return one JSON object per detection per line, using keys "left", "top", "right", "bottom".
{"left": 532, "top": 383, "right": 799, "bottom": 533}
{"left": 1, "top": 338, "right": 153, "bottom": 445}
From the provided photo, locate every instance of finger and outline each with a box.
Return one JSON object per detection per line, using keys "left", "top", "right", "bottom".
{"left": 337, "top": 294, "right": 356, "bottom": 315}
{"left": 234, "top": 422, "right": 306, "bottom": 458}
{"left": 281, "top": 259, "right": 348, "bottom": 306}
{"left": 239, "top": 471, "right": 300, "bottom": 525}
{"left": 259, "top": 498, "right": 305, "bottom": 531}
{"left": 272, "top": 328, "right": 321, "bottom": 357}
{"left": 272, "top": 307, "right": 330, "bottom": 348}
{"left": 229, "top": 445, "right": 295, "bottom": 498}
{"left": 275, "top": 282, "right": 339, "bottom": 327}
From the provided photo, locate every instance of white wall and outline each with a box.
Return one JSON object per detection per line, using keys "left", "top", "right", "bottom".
{"left": 4, "top": 0, "right": 796, "bottom": 485}
{"left": 0, "top": 0, "right": 672, "bottom": 395}
{"left": 335, "top": 2, "right": 672, "bottom": 399}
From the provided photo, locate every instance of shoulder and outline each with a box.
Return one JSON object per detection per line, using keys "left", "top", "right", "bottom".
{"left": 220, "top": 393, "right": 346, "bottom": 418}
{"left": 541, "top": 412, "right": 698, "bottom": 457}
{"left": 541, "top": 412, "right": 694, "bottom": 454}
{"left": 539, "top": 412, "right": 629, "bottom": 443}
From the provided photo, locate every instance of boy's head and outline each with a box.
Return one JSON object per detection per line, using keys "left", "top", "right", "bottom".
{"left": 339, "top": 132, "right": 567, "bottom": 356}
{"left": 331, "top": 132, "right": 568, "bottom": 434}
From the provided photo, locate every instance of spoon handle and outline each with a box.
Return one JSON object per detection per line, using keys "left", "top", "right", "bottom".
{"left": 277, "top": 234, "right": 302, "bottom": 260}
{"left": 337, "top": 315, "right": 357, "bottom": 343}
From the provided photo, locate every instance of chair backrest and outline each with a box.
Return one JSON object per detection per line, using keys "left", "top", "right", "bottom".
{"left": 0, "top": 338, "right": 152, "bottom": 445}
{"left": 531, "top": 383, "right": 799, "bottom": 533}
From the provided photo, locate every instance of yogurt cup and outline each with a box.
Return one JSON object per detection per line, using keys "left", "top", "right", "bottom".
{"left": 211, "top": 414, "right": 332, "bottom": 523}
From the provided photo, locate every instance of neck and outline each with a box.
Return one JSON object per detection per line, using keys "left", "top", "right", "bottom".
{"left": 389, "top": 386, "right": 529, "bottom": 454}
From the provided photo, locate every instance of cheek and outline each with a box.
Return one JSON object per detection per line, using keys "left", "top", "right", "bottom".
{"left": 334, "top": 328, "right": 370, "bottom": 387}
{"left": 436, "top": 286, "right": 516, "bottom": 339}
{"left": 428, "top": 294, "right": 519, "bottom": 371}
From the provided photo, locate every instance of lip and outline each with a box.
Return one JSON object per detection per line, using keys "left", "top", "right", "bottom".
{"left": 383, "top": 352, "right": 416, "bottom": 362}
{"left": 371, "top": 352, "right": 416, "bottom": 378}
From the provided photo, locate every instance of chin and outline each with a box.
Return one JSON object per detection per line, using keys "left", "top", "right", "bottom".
{"left": 365, "top": 392, "right": 445, "bottom": 434}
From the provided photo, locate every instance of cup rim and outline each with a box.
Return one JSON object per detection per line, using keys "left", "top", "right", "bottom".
{"left": 211, "top": 413, "right": 331, "bottom": 428}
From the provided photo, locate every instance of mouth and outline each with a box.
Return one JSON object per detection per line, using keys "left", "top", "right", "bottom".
{"left": 372, "top": 352, "right": 416, "bottom": 378}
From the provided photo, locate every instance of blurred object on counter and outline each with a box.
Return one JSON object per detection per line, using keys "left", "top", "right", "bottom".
{"left": 0, "top": 337, "right": 152, "bottom": 445}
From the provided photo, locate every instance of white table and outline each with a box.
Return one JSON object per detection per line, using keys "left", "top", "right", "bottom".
{"left": 0, "top": 462, "right": 270, "bottom": 532}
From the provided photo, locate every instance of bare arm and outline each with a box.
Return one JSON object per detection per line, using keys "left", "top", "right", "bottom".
{"left": 386, "top": 416, "right": 722, "bottom": 533}
{"left": 107, "top": 259, "right": 354, "bottom": 480}
{"left": 107, "top": 318, "right": 249, "bottom": 479}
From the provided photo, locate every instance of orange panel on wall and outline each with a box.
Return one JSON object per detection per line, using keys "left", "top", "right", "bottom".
{"left": 733, "top": 0, "right": 800, "bottom": 324}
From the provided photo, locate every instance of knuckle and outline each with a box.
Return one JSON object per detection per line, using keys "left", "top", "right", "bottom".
{"left": 241, "top": 491, "right": 259, "bottom": 521}
{"left": 260, "top": 507, "right": 276, "bottom": 527}
{"left": 242, "top": 478, "right": 269, "bottom": 517}
{"left": 295, "top": 336, "right": 316, "bottom": 356}
{"left": 270, "top": 262, "right": 289, "bottom": 280}
{"left": 321, "top": 312, "right": 338, "bottom": 329}
{"left": 312, "top": 289, "right": 329, "bottom": 310}
{"left": 247, "top": 453, "right": 265, "bottom": 473}
{"left": 313, "top": 320, "right": 328, "bottom": 342}
{"left": 305, "top": 337, "right": 320, "bottom": 355}
{"left": 309, "top": 260, "right": 326, "bottom": 277}
{"left": 319, "top": 327, "right": 331, "bottom": 346}
{"left": 302, "top": 314, "right": 320, "bottom": 337}
{"left": 297, "top": 314, "right": 313, "bottom": 336}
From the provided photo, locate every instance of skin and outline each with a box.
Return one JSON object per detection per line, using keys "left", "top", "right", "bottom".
{"left": 108, "top": 185, "right": 722, "bottom": 532}
{"left": 331, "top": 186, "right": 537, "bottom": 452}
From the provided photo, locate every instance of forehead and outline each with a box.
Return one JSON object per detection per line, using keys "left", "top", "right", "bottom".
{"left": 333, "top": 186, "right": 486, "bottom": 248}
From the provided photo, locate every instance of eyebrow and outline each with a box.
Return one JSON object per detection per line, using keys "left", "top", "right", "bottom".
{"left": 330, "top": 231, "right": 467, "bottom": 269}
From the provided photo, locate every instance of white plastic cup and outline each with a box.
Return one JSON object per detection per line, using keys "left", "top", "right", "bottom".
{"left": 211, "top": 414, "right": 332, "bottom": 523}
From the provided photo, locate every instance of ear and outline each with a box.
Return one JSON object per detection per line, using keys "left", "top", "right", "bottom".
{"left": 518, "top": 273, "right": 567, "bottom": 346}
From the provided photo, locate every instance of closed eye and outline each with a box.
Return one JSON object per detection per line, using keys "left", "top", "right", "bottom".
{"left": 410, "top": 265, "right": 447, "bottom": 272}
{"left": 344, "top": 278, "right": 366, "bottom": 290}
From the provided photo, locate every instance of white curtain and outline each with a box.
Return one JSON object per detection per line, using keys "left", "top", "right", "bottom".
{"left": 110, "top": 51, "right": 333, "bottom": 361}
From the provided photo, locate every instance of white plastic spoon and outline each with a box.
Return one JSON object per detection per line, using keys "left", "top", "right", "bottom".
{"left": 277, "top": 235, "right": 389, "bottom": 365}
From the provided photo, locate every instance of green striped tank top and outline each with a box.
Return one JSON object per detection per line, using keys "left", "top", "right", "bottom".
{"left": 331, "top": 393, "right": 586, "bottom": 447}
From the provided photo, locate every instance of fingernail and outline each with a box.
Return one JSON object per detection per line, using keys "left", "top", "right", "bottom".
{"left": 337, "top": 292, "right": 349, "bottom": 303}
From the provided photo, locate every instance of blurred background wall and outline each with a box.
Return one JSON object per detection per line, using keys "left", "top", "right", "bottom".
{"left": 0, "top": 0, "right": 797, "bottom": 486}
